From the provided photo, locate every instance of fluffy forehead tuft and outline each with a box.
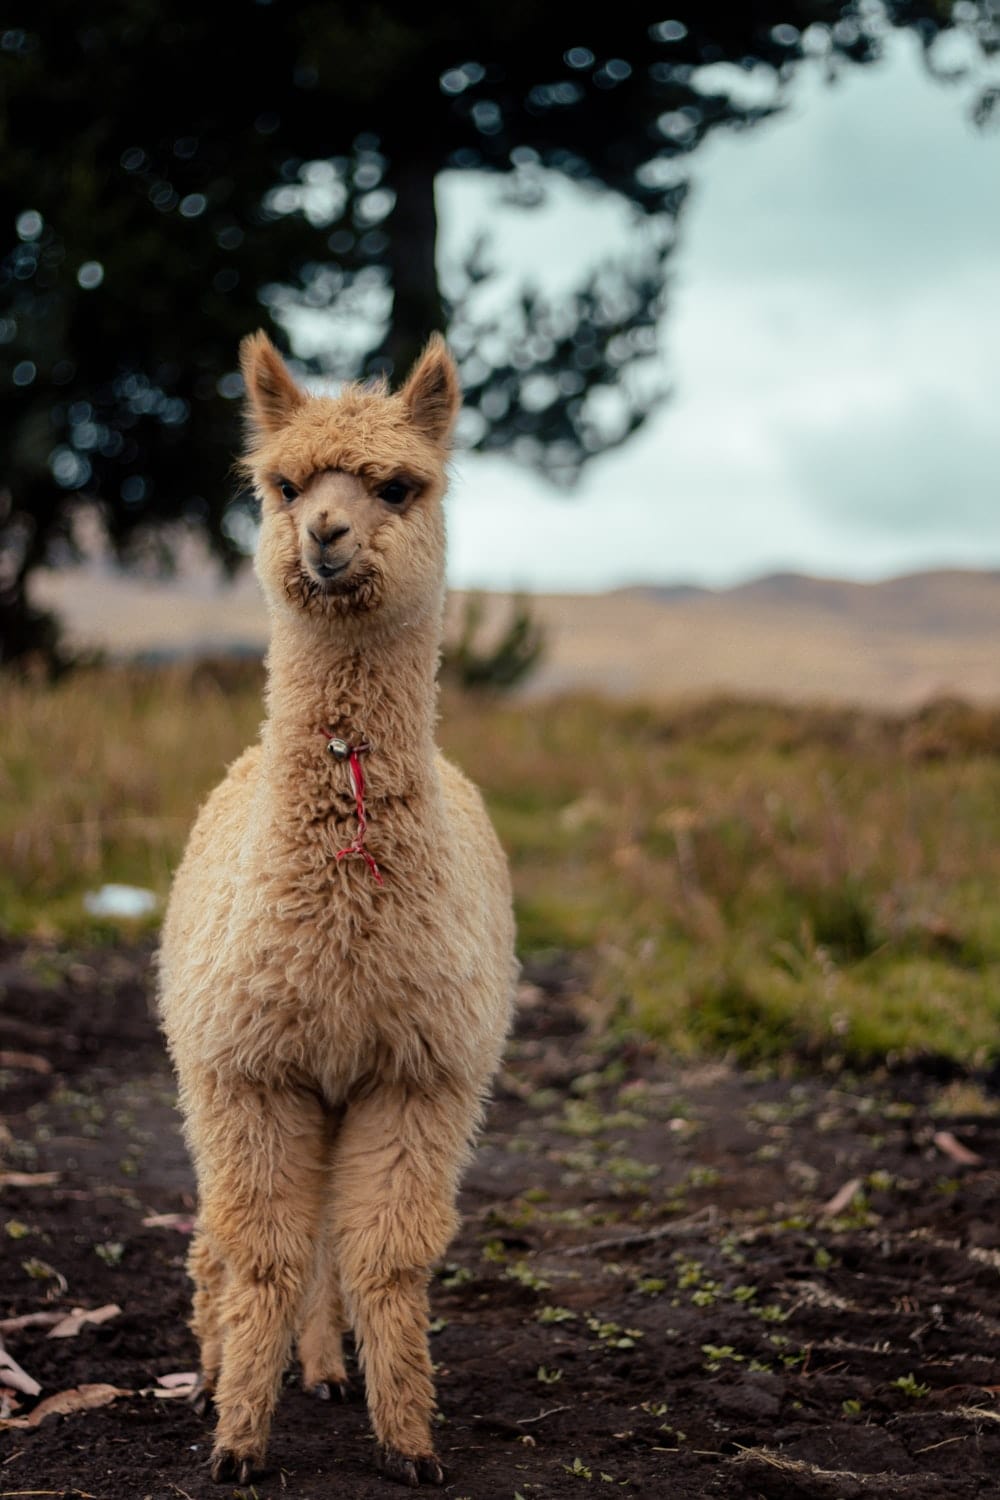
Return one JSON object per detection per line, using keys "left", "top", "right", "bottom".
{"left": 242, "top": 383, "right": 446, "bottom": 492}
{"left": 237, "top": 329, "right": 461, "bottom": 494}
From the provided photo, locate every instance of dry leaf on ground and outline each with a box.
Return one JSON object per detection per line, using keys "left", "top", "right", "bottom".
{"left": 0, "top": 1048, "right": 52, "bottom": 1073}
{"left": 820, "top": 1177, "right": 863, "bottom": 1217}
{"left": 933, "top": 1130, "right": 983, "bottom": 1166}
{"left": 138, "top": 1371, "right": 199, "bottom": 1399}
{"left": 156, "top": 1371, "right": 198, "bottom": 1389}
{"left": 48, "top": 1304, "right": 121, "bottom": 1338}
{"left": 0, "top": 1381, "right": 133, "bottom": 1429}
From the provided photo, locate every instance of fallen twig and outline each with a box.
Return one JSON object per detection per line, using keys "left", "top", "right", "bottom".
{"left": 0, "top": 1315, "right": 62, "bottom": 1337}
{"left": 48, "top": 1304, "right": 121, "bottom": 1339}
{"left": 732, "top": 1445, "right": 911, "bottom": 1485}
{"left": 516, "top": 1404, "right": 571, "bottom": 1425}
{"left": 141, "top": 1211, "right": 195, "bottom": 1232}
{"left": 563, "top": 1205, "right": 718, "bottom": 1257}
{"left": 943, "top": 1405, "right": 1000, "bottom": 1424}
{"left": 0, "top": 1341, "right": 40, "bottom": 1399}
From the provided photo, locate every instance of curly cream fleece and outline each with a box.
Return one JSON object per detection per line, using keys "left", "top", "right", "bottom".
{"left": 159, "top": 332, "right": 516, "bottom": 1487}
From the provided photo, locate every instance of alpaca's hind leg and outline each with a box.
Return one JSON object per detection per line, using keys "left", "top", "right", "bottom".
{"left": 331, "top": 1082, "right": 477, "bottom": 1487}
{"left": 297, "top": 1212, "right": 349, "bottom": 1398}
{"left": 192, "top": 1077, "right": 327, "bottom": 1484}
{"left": 188, "top": 1228, "right": 227, "bottom": 1411}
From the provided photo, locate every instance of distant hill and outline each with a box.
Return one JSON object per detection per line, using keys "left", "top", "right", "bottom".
{"left": 638, "top": 569, "right": 1000, "bottom": 633}
{"left": 32, "top": 562, "right": 1000, "bottom": 708}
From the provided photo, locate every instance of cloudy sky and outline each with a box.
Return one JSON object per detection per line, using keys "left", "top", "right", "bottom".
{"left": 438, "top": 30, "right": 1000, "bottom": 593}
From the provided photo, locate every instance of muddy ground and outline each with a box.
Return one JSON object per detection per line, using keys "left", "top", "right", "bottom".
{"left": 2, "top": 941, "right": 1000, "bottom": 1499}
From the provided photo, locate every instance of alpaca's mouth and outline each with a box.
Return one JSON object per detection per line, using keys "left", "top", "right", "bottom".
{"left": 304, "top": 553, "right": 357, "bottom": 594}
{"left": 288, "top": 557, "right": 382, "bottom": 614}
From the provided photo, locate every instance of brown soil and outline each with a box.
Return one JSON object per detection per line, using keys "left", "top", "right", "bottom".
{"left": 2, "top": 940, "right": 1000, "bottom": 1499}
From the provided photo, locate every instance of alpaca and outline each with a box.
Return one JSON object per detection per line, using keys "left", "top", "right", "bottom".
{"left": 158, "top": 332, "right": 517, "bottom": 1488}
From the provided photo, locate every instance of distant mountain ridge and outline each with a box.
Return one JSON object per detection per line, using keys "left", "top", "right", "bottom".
{"left": 32, "top": 563, "right": 1000, "bottom": 708}
{"left": 634, "top": 569, "right": 1000, "bottom": 635}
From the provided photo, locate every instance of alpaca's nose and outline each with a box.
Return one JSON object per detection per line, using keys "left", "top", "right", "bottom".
{"left": 308, "top": 520, "right": 350, "bottom": 548}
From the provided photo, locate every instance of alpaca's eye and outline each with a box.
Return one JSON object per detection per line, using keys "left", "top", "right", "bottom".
{"left": 278, "top": 479, "right": 299, "bottom": 503}
{"left": 379, "top": 479, "right": 410, "bottom": 506}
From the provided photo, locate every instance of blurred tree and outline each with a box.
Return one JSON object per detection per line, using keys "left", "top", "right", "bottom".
{"left": 442, "top": 593, "right": 546, "bottom": 693}
{"left": 2, "top": 1, "right": 998, "bottom": 664}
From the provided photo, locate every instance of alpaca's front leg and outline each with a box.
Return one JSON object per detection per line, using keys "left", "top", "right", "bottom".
{"left": 191, "top": 1076, "right": 328, "bottom": 1485}
{"left": 331, "top": 1082, "right": 477, "bottom": 1487}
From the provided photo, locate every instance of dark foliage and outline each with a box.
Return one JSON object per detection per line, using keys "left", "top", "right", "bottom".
{"left": 2, "top": 2, "right": 998, "bottom": 663}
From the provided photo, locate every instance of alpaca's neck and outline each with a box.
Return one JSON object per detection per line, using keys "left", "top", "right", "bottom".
{"left": 261, "top": 607, "right": 440, "bottom": 799}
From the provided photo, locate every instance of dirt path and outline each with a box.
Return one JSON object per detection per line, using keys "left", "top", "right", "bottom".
{"left": 2, "top": 941, "right": 1000, "bottom": 1498}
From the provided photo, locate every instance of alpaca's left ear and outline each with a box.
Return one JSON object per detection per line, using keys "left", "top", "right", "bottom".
{"left": 401, "top": 334, "right": 460, "bottom": 444}
{"left": 239, "top": 329, "right": 305, "bottom": 439}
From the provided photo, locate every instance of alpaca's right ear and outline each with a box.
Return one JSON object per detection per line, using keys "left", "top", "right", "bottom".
{"left": 239, "top": 330, "right": 304, "bottom": 438}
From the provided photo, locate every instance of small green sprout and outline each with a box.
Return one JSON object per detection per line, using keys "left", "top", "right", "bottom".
{"left": 505, "top": 1260, "right": 551, "bottom": 1292}
{"left": 537, "top": 1304, "right": 576, "bottom": 1324}
{"left": 701, "top": 1343, "right": 745, "bottom": 1372}
{"left": 586, "top": 1317, "right": 644, "bottom": 1348}
{"left": 751, "top": 1302, "right": 788, "bottom": 1323}
{"left": 439, "top": 1263, "right": 472, "bottom": 1288}
{"left": 892, "top": 1373, "right": 930, "bottom": 1398}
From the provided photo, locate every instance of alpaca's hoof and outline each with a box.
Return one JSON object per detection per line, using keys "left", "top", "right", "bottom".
{"left": 210, "top": 1448, "right": 257, "bottom": 1485}
{"left": 188, "top": 1373, "right": 215, "bottom": 1417}
{"left": 308, "top": 1378, "right": 349, "bottom": 1402}
{"left": 377, "top": 1445, "right": 445, "bottom": 1487}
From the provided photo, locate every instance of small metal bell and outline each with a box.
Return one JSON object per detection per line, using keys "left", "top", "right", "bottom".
{"left": 326, "top": 736, "right": 351, "bottom": 760}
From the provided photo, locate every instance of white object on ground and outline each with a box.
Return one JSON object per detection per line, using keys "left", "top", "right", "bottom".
{"left": 83, "top": 884, "right": 158, "bottom": 918}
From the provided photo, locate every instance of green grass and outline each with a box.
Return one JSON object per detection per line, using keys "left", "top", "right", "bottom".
{"left": 3, "top": 665, "right": 1000, "bottom": 1067}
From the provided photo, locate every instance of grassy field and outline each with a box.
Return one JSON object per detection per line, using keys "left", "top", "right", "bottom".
{"left": 2, "top": 662, "right": 999, "bottom": 1068}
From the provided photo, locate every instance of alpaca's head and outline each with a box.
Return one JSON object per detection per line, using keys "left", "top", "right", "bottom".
{"left": 240, "top": 332, "right": 460, "bottom": 627}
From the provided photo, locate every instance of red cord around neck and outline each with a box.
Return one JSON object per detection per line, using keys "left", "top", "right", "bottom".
{"left": 318, "top": 729, "right": 384, "bottom": 887}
